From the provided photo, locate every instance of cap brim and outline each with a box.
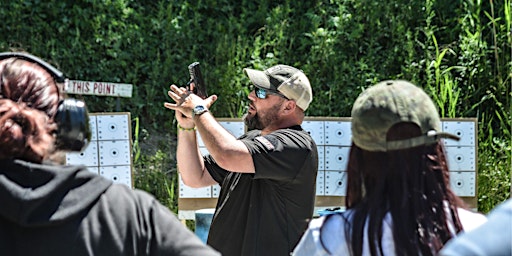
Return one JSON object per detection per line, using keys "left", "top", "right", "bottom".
{"left": 385, "top": 131, "right": 461, "bottom": 151}
{"left": 243, "top": 68, "right": 272, "bottom": 90}
{"left": 430, "top": 131, "right": 461, "bottom": 141}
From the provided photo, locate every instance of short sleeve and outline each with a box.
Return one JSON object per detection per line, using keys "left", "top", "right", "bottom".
{"left": 293, "top": 213, "right": 353, "bottom": 256}
{"left": 204, "top": 154, "right": 228, "bottom": 185}
{"left": 322, "top": 213, "right": 351, "bottom": 255}
{"left": 241, "top": 128, "right": 315, "bottom": 181}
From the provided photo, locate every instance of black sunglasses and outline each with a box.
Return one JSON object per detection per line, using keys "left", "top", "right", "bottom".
{"left": 254, "top": 87, "right": 289, "bottom": 100}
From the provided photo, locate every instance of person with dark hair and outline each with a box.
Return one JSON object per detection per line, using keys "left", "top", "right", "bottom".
{"left": 292, "top": 80, "right": 487, "bottom": 256}
{"left": 0, "top": 52, "right": 220, "bottom": 256}
{"left": 165, "top": 64, "right": 318, "bottom": 256}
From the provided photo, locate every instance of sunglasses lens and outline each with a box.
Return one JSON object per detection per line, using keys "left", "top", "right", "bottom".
{"left": 255, "top": 88, "right": 267, "bottom": 99}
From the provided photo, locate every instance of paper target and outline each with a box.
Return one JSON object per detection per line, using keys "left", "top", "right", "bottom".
{"left": 100, "top": 165, "right": 132, "bottom": 187}
{"left": 97, "top": 114, "right": 130, "bottom": 140}
{"left": 65, "top": 113, "right": 133, "bottom": 188}
{"left": 98, "top": 140, "right": 131, "bottom": 166}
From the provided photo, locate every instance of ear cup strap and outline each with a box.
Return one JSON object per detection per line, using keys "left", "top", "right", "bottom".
{"left": 0, "top": 52, "right": 65, "bottom": 83}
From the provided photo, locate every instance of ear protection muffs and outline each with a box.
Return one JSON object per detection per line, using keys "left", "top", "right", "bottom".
{"left": 0, "top": 52, "right": 91, "bottom": 152}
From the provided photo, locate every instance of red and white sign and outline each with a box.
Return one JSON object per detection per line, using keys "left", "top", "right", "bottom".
{"left": 66, "top": 80, "right": 133, "bottom": 98}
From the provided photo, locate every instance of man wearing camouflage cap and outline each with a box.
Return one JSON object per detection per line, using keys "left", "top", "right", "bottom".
{"left": 165, "top": 64, "right": 318, "bottom": 256}
{"left": 293, "top": 80, "right": 487, "bottom": 256}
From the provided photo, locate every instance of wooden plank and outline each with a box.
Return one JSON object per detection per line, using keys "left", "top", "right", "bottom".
{"left": 178, "top": 198, "right": 218, "bottom": 211}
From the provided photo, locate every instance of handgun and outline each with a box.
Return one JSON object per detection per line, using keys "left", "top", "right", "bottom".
{"left": 187, "top": 62, "right": 208, "bottom": 99}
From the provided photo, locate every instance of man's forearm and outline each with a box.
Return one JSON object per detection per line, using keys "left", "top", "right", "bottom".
{"left": 176, "top": 128, "right": 213, "bottom": 187}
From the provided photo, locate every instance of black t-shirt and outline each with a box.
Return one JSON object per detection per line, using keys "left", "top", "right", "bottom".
{"left": 205, "top": 125, "right": 318, "bottom": 256}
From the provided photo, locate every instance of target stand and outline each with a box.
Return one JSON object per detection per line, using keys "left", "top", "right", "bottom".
{"left": 65, "top": 112, "right": 134, "bottom": 188}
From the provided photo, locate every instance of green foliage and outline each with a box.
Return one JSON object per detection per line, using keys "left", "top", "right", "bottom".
{"left": 1, "top": 0, "right": 510, "bottom": 214}
{"left": 425, "top": 35, "right": 462, "bottom": 118}
{"left": 477, "top": 112, "right": 511, "bottom": 213}
{"left": 134, "top": 149, "right": 178, "bottom": 212}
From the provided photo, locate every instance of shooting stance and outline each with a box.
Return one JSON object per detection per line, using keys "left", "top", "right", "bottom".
{"left": 165, "top": 64, "right": 318, "bottom": 256}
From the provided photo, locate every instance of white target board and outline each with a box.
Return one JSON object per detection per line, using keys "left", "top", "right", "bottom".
{"left": 66, "top": 112, "right": 133, "bottom": 188}
{"left": 179, "top": 117, "right": 478, "bottom": 198}
{"left": 303, "top": 117, "right": 478, "bottom": 197}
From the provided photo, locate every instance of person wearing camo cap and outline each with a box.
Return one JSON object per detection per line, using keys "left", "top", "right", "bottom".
{"left": 292, "top": 80, "right": 487, "bottom": 256}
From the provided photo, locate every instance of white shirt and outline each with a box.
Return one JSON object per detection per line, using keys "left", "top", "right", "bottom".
{"left": 292, "top": 207, "right": 487, "bottom": 256}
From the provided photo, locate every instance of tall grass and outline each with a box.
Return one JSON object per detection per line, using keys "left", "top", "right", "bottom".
{"left": 476, "top": 112, "right": 511, "bottom": 213}
{"left": 426, "top": 35, "right": 462, "bottom": 118}
{"left": 424, "top": 0, "right": 511, "bottom": 213}
{"left": 423, "top": 32, "right": 508, "bottom": 214}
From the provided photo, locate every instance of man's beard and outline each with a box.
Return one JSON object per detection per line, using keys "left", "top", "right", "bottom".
{"left": 244, "top": 104, "right": 281, "bottom": 131}
{"left": 244, "top": 113, "right": 264, "bottom": 131}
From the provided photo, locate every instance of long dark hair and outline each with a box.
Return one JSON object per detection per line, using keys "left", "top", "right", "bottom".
{"left": 0, "top": 57, "right": 60, "bottom": 162}
{"left": 344, "top": 123, "right": 465, "bottom": 256}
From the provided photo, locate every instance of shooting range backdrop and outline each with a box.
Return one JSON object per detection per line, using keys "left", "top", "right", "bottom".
{"left": 65, "top": 112, "right": 134, "bottom": 188}
{"left": 178, "top": 117, "right": 478, "bottom": 220}
{"left": 64, "top": 79, "right": 134, "bottom": 188}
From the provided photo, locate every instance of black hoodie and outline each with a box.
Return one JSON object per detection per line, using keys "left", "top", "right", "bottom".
{"left": 0, "top": 159, "right": 220, "bottom": 256}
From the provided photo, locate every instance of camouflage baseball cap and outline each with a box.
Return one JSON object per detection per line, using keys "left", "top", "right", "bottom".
{"left": 351, "top": 80, "right": 460, "bottom": 151}
{"left": 243, "top": 64, "right": 313, "bottom": 111}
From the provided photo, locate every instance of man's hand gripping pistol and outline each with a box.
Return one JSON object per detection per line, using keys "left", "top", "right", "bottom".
{"left": 186, "top": 62, "right": 208, "bottom": 99}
